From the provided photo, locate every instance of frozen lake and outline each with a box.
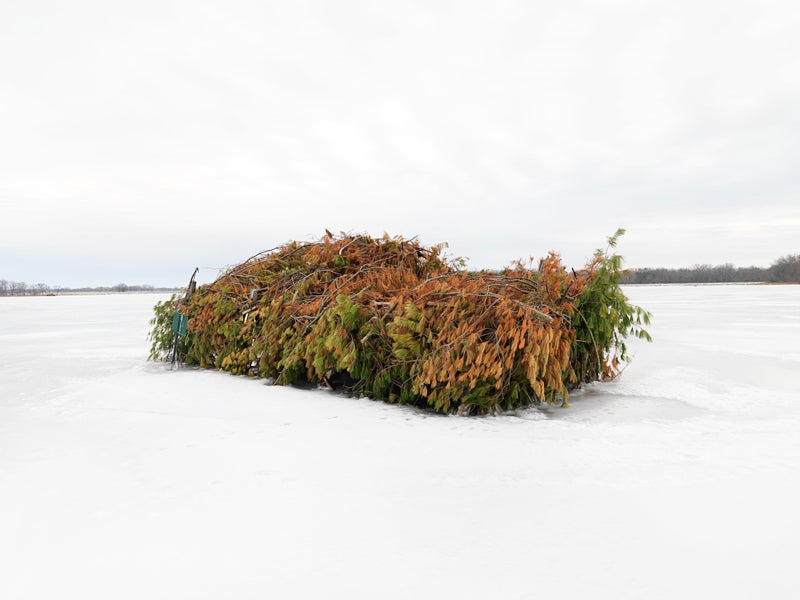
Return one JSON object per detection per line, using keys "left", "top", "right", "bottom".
{"left": 1, "top": 285, "right": 799, "bottom": 599}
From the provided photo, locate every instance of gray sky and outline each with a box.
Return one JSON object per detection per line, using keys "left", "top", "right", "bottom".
{"left": 2, "top": 0, "right": 798, "bottom": 287}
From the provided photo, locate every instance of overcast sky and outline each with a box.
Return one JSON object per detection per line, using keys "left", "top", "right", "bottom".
{"left": 2, "top": 0, "right": 798, "bottom": 287}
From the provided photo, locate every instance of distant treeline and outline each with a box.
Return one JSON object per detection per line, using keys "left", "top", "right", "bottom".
{"left": 0, "top": 281, "right": 177, "bottom": 296}
{"left": 5, "top": 253, "right": 799, "bottom": 294}
{"left": 623, "top": 254, "right": 800, "bottom": 284}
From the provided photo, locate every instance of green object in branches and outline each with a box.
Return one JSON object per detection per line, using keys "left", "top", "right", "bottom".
{"left": 172, "top": 312, "right": 188, "bottom": 337}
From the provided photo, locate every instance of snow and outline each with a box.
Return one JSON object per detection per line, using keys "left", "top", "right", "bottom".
{"left": 1, "top": 286, "right": 799, "bottom": 599}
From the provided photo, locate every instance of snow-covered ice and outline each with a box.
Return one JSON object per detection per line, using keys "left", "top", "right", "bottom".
{"left": 1, "top": 285, "right": 799, "bottom": 599}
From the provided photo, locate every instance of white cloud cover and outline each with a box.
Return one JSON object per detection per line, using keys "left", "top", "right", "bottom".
{"left": 1, "top": 0, "right": 798, "bottom": 286}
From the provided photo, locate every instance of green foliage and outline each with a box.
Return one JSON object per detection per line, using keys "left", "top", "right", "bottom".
{"left": 572, "top": 228, "right": 652, "bottom": 383}
{"left": 147, "top": 294, "right": 191, "bottom": 361}
{"left": 303, "top": 295, "right": 366, "bottom": 378}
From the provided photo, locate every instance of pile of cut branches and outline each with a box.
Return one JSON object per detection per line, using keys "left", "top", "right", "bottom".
{"left": 149, "top": 230, "right": 650, "bottom": 414}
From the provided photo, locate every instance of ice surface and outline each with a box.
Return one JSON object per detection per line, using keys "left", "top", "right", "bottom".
{"left": 1, "top": 286, "right": 799, "bottom": 599}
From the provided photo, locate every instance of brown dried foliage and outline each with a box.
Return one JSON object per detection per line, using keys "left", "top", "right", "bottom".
{"left": 171, "top": 233, "right": 606, "bottom": 414}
